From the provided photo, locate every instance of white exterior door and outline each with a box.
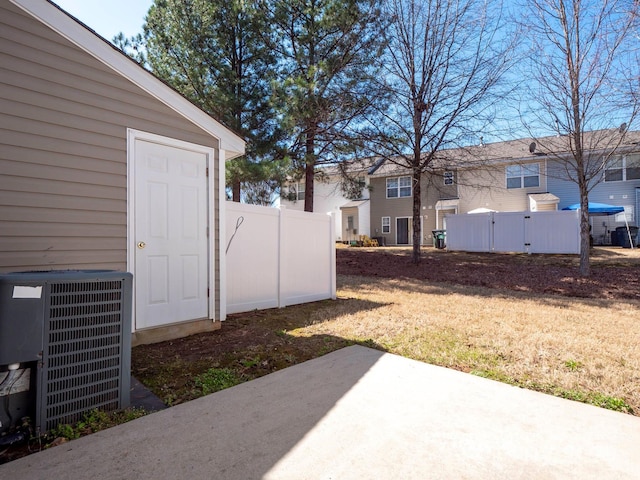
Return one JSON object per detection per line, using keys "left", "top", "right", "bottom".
{"left": 133, "top": 137, "right": 209, "bottom": 330}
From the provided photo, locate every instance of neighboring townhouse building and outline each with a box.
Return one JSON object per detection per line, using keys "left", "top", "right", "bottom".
{"left": 453, "top": 137, "right": 560, "bottom": 216}
{"left": 282, "top": 130, "right": 640, "bottom": 246}
{"left": 341, "top": 139, "right": 562, "bottom": 247}
{"left": 280, "top": 158, "right": 380, "bottom": 241}
{"left": 373, "top": 130, "right": 640, "bottom": 246}
{"left": 544, "top": 133, "right": 640, "bottom": 244}
{"left": 368, "top": 161, "right": 458, "bottom": 246}
{"left": 368, "top": 138, "right": 554, "bottom": 247}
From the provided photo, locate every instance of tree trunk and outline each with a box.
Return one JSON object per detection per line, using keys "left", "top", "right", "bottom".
{"left": 304, "top": 161, "right": 315, "bottom": 212}
{"left": 304, "top": 128, "right": 315, "bottom": 212}
{"left": 579, "top": 193, "right": 591, "bottom": 277}
{"left": 232, "top": 179, "right": 241, "bottom": 203}
{"left": 411, "top": 170, "right": 422, "bottom": 264}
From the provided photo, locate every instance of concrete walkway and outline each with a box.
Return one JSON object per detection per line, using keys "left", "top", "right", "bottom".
{"left": 2, "top": 345, "right": 639, "bottom": 479}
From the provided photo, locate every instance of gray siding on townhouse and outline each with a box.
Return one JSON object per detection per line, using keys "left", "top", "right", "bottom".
{"left": 593, "top": 179, "right": 640, "bottom": 226}
{"left": 423, "top": 176, "right": 458, "bottom": 240}
{"left": 545, "top": 161, "right": 579, "bottom": 209}
{"left": 0, "top": 2, "right": 223, "bottom": 312}
{"left": 547, "top": 159, "right": 640, "bottom": 226}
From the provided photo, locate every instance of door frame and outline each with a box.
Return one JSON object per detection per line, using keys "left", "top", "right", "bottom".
{"left": 636, "top": 188, "right": 640, "bottom": 230}
{"left": 127, "top": 129, "right": 216, "bottom": 332}
{"left": 396, "top": 216, "right": 412, "bottom": 245}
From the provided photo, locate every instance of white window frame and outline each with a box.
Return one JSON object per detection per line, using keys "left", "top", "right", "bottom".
{"left": 295, "top": 182, "right": 305, "bottom": 201}
{"left": 381, "top": 216, "right": 390, "bottom": 234}
{"left": 605, "top": 154, "right": 640, "bottom": 182}
{"left": 506, "top": 163, "right": 540, "bottom": 189}
{"left": 386, "top": 176, "right": 412, "bottom": 198}
{"left": 444, "top": 171, "right": 454, "bottom": 185}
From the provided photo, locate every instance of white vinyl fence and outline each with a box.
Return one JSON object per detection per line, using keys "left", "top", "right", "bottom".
{"left": 445, "top": 210, "right": 580, "bottom": 254}
{"left": 225, "top": 203, "right": 336, "bottom": 315}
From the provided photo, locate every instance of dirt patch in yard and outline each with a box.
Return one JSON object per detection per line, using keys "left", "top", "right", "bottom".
{"left": 131, "top": 303, "right": 354, "bottom": 407}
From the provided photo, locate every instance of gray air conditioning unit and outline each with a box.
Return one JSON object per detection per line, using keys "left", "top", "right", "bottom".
{"left": 0, "top": 270, "right": 132, "bottom": 436}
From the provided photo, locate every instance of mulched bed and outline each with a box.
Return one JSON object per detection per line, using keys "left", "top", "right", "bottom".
{"left": 337, "top": 248, "right": 640, "bottom": 300}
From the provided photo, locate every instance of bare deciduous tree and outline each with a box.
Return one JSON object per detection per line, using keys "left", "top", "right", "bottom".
{"left": 519, "top": 0, "right": 640, "bottom": 276}
{"left": 376, "top": 0, "right": 517, "bottom": 264}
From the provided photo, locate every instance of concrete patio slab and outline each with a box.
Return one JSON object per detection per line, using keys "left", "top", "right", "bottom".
{"left": 1, "top": 345, "right": 639, "bottom": 479}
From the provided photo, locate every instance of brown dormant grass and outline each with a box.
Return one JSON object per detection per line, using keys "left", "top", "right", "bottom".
{"left": 290, "top": 272, "right": 640, "bottom": 414}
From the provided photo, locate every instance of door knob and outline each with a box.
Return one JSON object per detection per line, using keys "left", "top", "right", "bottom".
{"left": 137, "top": 241, "right": 146, "bottom": 249}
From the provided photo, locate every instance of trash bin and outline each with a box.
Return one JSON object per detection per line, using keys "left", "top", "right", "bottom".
{"left": 610, "top": 230, "right": 619, "bottom": 246}
{"left": 432, "top": 230, "right": 446, "bottom": 249}
{"left": 616, "top": 226, "right": 639, "bottom": 248}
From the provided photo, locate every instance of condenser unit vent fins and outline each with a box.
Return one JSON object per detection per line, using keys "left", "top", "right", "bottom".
{"left": 41, "top": 279, "right": 127, "bottom": 431}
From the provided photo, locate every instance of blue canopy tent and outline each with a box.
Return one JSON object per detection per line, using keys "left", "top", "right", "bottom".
{"left": 562, "top": 202, "right": 624, "bottom": 215}
{"left": 562, "top": 202, "right": 634, "bottom": 248}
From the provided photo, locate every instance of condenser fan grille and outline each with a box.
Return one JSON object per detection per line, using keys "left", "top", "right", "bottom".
{"left": 42, "top": 279, "right": 127, "bottom": 431}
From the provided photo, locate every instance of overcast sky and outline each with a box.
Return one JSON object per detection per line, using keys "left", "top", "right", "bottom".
{"left": 53, "top": 0, "right": 152, "bottom": 42}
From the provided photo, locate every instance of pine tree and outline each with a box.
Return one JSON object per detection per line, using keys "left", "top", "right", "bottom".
{"left": 267, "top": 0, "right": 387, "bottom": 212}
{"left": 141, "top": 0, "right": 283, "bottom": 202}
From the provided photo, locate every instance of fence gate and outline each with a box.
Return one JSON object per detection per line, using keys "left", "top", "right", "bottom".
{"left": 445, "top": 210, "right": 580, "bottom": 254}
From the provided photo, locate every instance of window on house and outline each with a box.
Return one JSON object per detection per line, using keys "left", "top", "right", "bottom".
{"left": 386, "top": 178, "right": 398, "bottom": 197}
{"left": 444, "top": 171, "right": 454, "bottom": 185}
{"left": 296, "top": 182, "right": 305, "bottom": 201}
{"left": 628, "top": 155, "right": 640, "bottom": 180}
{"left": 605, "top": 157, "right": 623, "bottom": 182}
{"left": 399, "top": 176, "right": 411, "bottom": 197}
{"left": 607, "top": 155, "right": 640, "bottom": 181}
{"left": 506, "top": 165, "right": 521, "bottom": 189}
{"left": 523, "top": 164, "right": 540, "bottom": 187}
{"left": 386, "top": 176, "right": 412, "bottom": 198}
{"left": 506, "top": 163, "right": 540, "bottom": 189}
{"left": 382, "top": 216, "right": 390, "bottom": 234}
